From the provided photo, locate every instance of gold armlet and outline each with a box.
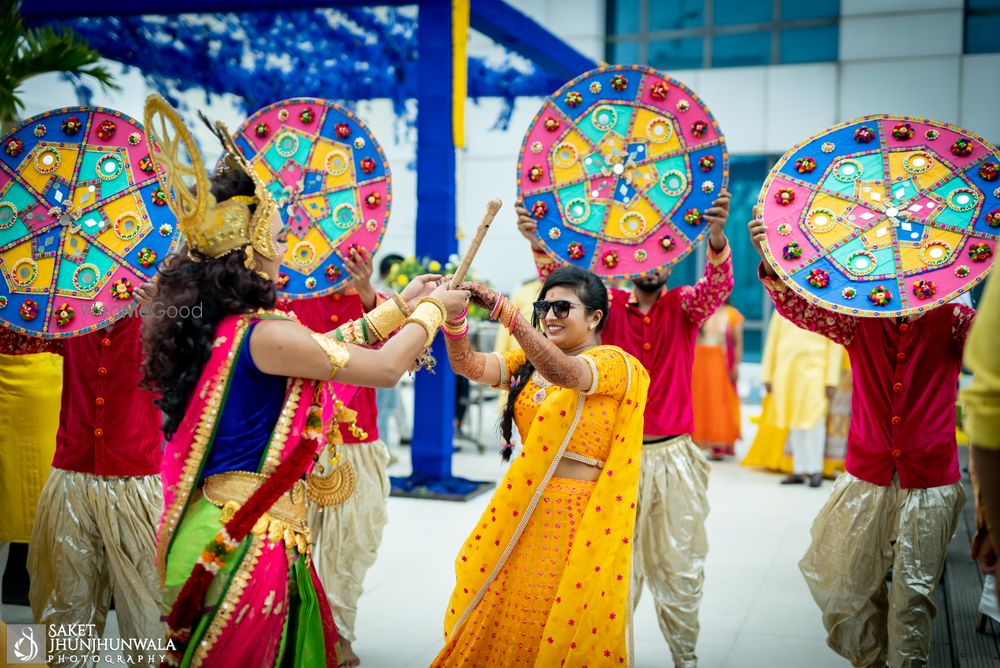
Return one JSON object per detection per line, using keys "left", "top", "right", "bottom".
{"left": 417, "top": 296, "right": 447, "bottom": 321}
{"left": 365, "top": 296, "right": 408, "bottom": 342}
{"left": 310, "top": 333, "right": 351, "bottom": 379}
{"left": 405, "top": 302, "right": 446, "bottom": 347}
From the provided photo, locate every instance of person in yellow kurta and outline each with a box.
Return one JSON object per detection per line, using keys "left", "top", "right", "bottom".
{"left": 965, "top": 276, "right": 1000, "bottom": 604}
{"left": 0, "top": 350, "right": 62, "bottom": 614}
{"left": 436, "top": 266, "right": 649, "bottom": 667}
{"left": 742, "top": 313, "right": 842, "bottom": 486}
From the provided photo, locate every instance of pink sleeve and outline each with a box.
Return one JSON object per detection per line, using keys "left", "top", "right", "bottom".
{"left": 759, "top": 263, "right": 858, "bottom": 346}
{"left": 679, "top": 242, "right": 734, "bottom": 327}
{"left": 0, "top": 328, "right": 64, "bottom": 355}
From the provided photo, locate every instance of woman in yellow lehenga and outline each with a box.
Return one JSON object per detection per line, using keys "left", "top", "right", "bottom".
{"left": 434, "top": 265, "right": 649, "bottom": 667}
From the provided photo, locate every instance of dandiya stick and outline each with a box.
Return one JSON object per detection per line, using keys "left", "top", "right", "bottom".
{"left": 449, "top": 198, "right": 502, "bottom": 288}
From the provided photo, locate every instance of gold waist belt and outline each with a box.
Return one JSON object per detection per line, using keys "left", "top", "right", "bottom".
{"left": 562, "top": 451, "right": 605, "bottom": 468}
{"left": 202, "top": 472, "right": 312, "bottom": 553}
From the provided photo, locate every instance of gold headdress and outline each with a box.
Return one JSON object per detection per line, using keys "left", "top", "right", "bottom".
{"left": 143, "top": 94, "right": 280, "bottom": 266}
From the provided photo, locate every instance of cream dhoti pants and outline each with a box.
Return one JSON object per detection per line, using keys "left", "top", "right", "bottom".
{"left": 632, "top": 435, "right": 711, "bottom": 668}
{"left": 308, "top": 440, "right": 391, "bottom": 644}
{"left": 27, "top": 468, "right": 164, "bottom": 668}
{"left": 800, "top": 472, "right": 965, "bottom": 667}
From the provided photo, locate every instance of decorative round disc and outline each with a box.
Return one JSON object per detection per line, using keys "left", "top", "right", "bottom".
{"left": 0, "top": 106, "right": 179, "bottom": 338}
{"left": 759, "top": 115, "right": 998, "bottom": 317}
{"left": 517, "top": 65, "right": 728, "bottom": 279}
{"left": 229, "top": 98, "right": 391, "bottom": 298}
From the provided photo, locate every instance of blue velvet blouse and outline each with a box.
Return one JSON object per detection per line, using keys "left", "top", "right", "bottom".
{"left": 199, "top": 322, "right": 287, "bottom": 482}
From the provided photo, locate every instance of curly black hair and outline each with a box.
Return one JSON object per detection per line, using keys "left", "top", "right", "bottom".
{"left": 140, "top": 168, "right": 276, "bottom": 440}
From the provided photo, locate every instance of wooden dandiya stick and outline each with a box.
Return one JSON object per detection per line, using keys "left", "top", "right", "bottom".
{"left": 449, "top": 198, "right": 502, "bottom": 289}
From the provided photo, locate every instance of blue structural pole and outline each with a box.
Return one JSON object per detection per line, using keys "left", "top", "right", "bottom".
{"left": 409, "top": 0, "right": 458, "bottom": 483}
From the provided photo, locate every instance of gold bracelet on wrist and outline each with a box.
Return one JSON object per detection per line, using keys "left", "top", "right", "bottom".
{"left": 310, "top": 333, "right": 351, "bottom": 379}
{"left": 405, "top": 302, "right": 446, "bottom": 347}
{"left": 365, "top": 296, "right": 408, "bottom": 342}
{"left": 393, "top": 293, "right": 413, "bottom": 318}
{"left": 417, "top": 296, "right": 447, "bottom": 321}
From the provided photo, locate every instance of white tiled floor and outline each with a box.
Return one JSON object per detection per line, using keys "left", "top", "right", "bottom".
{"left": 3, "top": 404, "right": 851, "bottom": 666}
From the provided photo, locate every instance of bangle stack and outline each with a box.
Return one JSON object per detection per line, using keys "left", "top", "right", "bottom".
{"left": 334, "top": 293, "right": 409, "bottom": 346}
{"left": 442, "top": 306, "right": 469, "bottom": 339}
{"left": 489, "top": 294, "right": 519, "bottom": 333}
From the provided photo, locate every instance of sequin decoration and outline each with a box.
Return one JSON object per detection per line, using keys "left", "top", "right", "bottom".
{"left": 227, "top": 98, "right": 392, "bottom": 298}
{"left": 54, "top": 304, "right": 74, "bottom": 327}
{"left": 892, "top": 123, "right": 915, "bottom": 141}
{"left": 782, "top": 242, "right": 802, "bottom": 260}
{"left": 518, "top": 65, "right": 727, "bottom": 280}
{"left": 807, "top": 269, "right": 829, "bottom": 288}
{"left": 757, "top": 114, "right": 999, "bottom": 317}
{"left": 649, "top": 82, "right": 668, "bottom": 100}
{"left": 853, "top": 126, "right": 875, "bottom": 143}
{"left": 775, "top": 188, "right": 795, "bottom": 206}
{"left": 684, "top": 209, "right": 703, "bottom": 225}
{"left": 912, "top": 280, "right": 936, "bottom": 300}
{"left": 0, "top": 106, "right": 179, "bottom": 337}
{"left": 970, "top": 243, "right": 992, "bottom": 262}
{"left": 951, "top": 139, "right": 974, "bottom": 157}
{"left": 868, "top": 285, "right": 893, "bottom": 306}
{"left": 979, "top": 162, "right": 999, "bottom": 181}
{"left": 794, "top": 157, "right": 816, "bottom": 174}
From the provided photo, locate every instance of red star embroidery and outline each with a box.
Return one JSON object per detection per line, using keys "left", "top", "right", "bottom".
{"left": 474, "top": 534, "right": 481, "bottom": 540}
{"left": 625, "top": 399, "right": 632, "bottom": 405}
{"left": 555, "top": 597, "right": 562, "bottom": 603}
{"left": 616, "top": 495, "right": 623, "bottom": 502}
{"left": 512, "top": 510, "right": 519, "bottom": 517}
{"left": 595, "top": 505, "right": 601, "bottom": 512}
{"left": 494, "top": 540, "right": 500, "bottom": 545}
{"left": 604, "top": 650, "right": 612, "bottom": 657}
{"left": 560, "top": 410, "right": 566, "bottom": 416}
{"left": 571, "top": 642, "right": 577, "bottom": 649}
{"left": 537, "top": 416, "right": 545, "bottom": 422}
{"left": 630, "top": 502, "right": 636, "bottom": 509}
{"left": 568, "top": 619, "right": 575, "bottom": 626}
{"left": 526, "top": 479, "right": 533, "bottom": 485}
{"left": 591, "top": 627, "right": 598, "bottom": 634}
{"left": 609, "top": 612, "right": 616, "bottom": 620}
{"left": 585, "top": 540, "right": 592, "bottom": 547}
{"left": 622, "top": 537, "right": 629, "bottom": 544}
{"left": 594, "top": 566, "right": 601, "bottom": 573}
{"left": 547, "top": 637, "right": 554, "bottom": 644}
{"left": 461, "top": 555, "right": 467, "bottom": 561}
{"left": 616, "top": 574, "right": 623, "bottom": 581}
{"left": 606, "top": 469, "right": 614, "bottom": 477}
{"left": 604, "top": 528, "right": 612, "bottom": 535}
{"left": 576, "top": 582, "right": 583, "bottom": 589}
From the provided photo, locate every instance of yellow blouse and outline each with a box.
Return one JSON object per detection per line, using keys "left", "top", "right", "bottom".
{"left": 499, "top": 346, "right": 629, "bottom": 463}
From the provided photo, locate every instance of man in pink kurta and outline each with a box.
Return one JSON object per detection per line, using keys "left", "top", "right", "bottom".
{"left": 520, "top": 192, "right": 733, "bottom": 668}
{"left": 749, "top": 215, "right": 973, "bottom": 666}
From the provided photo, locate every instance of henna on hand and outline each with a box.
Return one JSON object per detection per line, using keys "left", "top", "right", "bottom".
{"left": 511, "top": 323, "right": 589, "bottom": 391}
{"left": 460, "top": 281, "right": 499, "bottom": 312}
{"left": 444, "top": 332, "right": 489, "bottom": 381}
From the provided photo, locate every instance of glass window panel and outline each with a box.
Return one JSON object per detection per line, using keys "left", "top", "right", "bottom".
{"left": 649, "top": 0, "right": 704, "bottom": 31}
{"left": 648, "top": 37, "right": 704, "bottom": 70}
{"left": 608, "top": 40, "right": 642, "bottom": 65}
{"left": 609, "top": 0, "right": 641, "bottom": 36}
{"left": 780, "top": 25, "right": 839, "bottom": 63}
{"left": 780, "top": 0, "right": 840, "bottom": 21}
{"left": 714, "top": 0, "right": 773, "bottom": 26}
{"left": 712, "top": 31, "right": 771, "bottom": 67}
{"left": 966, "top": 15, "right": 1000, "bottom": 54}
{"left": 968, "top": 0, "right": 1000, "bottom": 10}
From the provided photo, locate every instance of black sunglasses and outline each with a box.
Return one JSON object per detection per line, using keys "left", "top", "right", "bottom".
{"left": 533, "top": 299, "right": 580, "bottom": 320}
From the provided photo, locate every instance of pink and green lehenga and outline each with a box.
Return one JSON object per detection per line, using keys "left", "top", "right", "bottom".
{"left": 158, "top": 312, "right": 355, "bottom": 667}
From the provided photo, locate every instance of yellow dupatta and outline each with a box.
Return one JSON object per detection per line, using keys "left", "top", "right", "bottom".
{"left": 443, "top": 345, "right": 650, "bottom": 666}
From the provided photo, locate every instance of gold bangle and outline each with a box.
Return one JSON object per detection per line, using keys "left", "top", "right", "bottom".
{"left": 366, "top": 296, "right": 408, "bottom": 342}
{"left": 405, "top": 302, "right": 445, "bottom": 347}
{"left": 417, "top": 296, "right": 447, "bottom": 322}
{"left": 393, "top": 293, "right": 412, "bottom": 318}
{"left": 310, "top": 333, "right": 351, "bottom": 379}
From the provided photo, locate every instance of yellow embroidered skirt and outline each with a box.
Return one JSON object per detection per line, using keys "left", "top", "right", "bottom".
{"left": 432, "top": 477, "right": 594, "bottom": 667}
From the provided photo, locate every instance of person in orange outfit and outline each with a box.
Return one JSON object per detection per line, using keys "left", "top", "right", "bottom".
{"left": 692, "top": 301, "right": 744, "bottom": 458}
